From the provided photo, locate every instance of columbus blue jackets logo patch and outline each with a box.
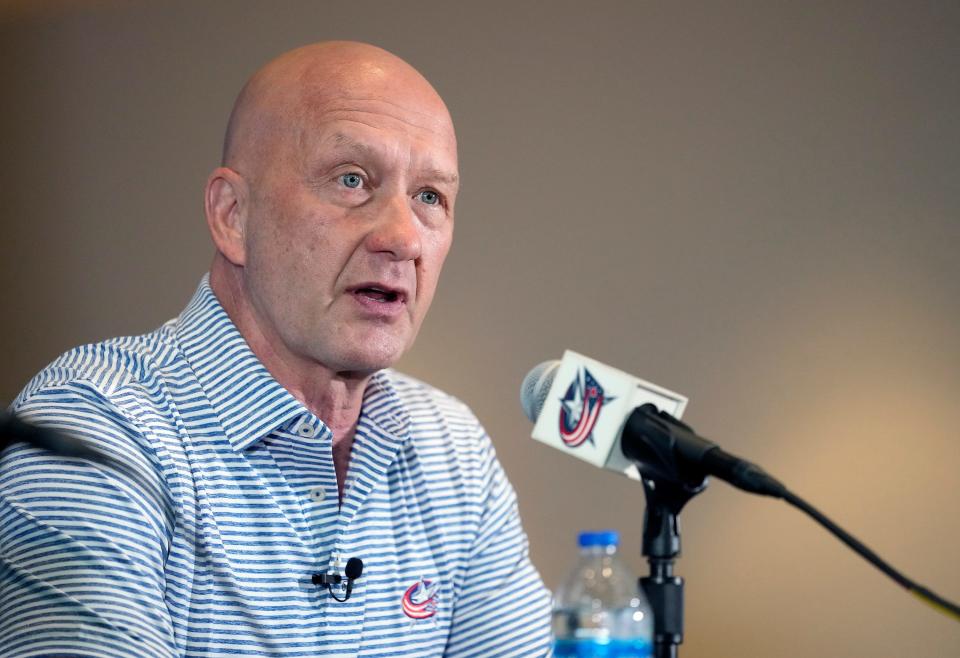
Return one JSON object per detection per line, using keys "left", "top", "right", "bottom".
{"left": 558, "top": 367, "right": 612, "bottom": 447}
{"left": 402, "top": 576, "right": 440, "bottom": 621}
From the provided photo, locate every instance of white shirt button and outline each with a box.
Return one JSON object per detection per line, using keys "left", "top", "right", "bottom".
{"left": 298, "top": 423, "right": 317, "bottom": 438}
{"left": 309, "top": 486, "right": 326, "bottom": 503}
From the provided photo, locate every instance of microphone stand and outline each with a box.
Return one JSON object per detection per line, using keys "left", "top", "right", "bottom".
{"left": 639, "top": 475, "right": 705, "bottom": 658}
{"left": 624, "top": 406, "right": 709, "bottom": 658}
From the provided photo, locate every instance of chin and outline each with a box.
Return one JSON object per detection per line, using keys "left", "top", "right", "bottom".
{"left": 331, "top": 342, "right": 407, "bottom": 375}
{"left": 319, "top": 322, "right": 420, "bottom": 375}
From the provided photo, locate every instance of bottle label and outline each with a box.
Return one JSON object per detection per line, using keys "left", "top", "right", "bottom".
{"left": 553, "top": 638, "right": 652, "bottom": 657}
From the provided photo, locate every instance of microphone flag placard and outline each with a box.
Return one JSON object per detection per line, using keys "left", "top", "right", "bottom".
{"left": 530, "top": 350, "right": 689, "bottom": 481}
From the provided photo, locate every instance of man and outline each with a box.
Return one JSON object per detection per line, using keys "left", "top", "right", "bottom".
{"left": 0, "top": 42, "right": 551, "bottom": 657}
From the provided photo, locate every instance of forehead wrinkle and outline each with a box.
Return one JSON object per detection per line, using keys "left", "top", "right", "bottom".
{"left": 315, "top": 96, "right": 452, "bottom": 132}
{"left": 296, "top": 79, "right": 455, "bottom": 140}
{"left": 304, "top": 105, "right": 455, "bottom": 146}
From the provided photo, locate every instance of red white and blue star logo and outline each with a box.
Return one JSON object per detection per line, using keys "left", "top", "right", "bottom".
{"left": 558, "top": 367, "right": 613, "bottom": 447}
{"left": 401, "top": 576, "right": 440, "bottom": 621}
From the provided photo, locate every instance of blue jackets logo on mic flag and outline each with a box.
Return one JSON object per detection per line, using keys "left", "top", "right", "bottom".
{"left": 558, "top": 367, "right": 613, "bottom": 447}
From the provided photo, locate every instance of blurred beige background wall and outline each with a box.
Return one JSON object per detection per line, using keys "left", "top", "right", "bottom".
{"left": 2, "top": 1, "right": 958, "bottom": 656}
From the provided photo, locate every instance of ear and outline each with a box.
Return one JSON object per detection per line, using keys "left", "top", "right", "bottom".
{"left": 204, "top": 167, "right": 248, "bottom": 266}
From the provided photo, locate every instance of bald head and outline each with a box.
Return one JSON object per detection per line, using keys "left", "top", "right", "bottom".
{"left": 222, "top": 41, "right": 455, "bottom": 176}
{"left": 204, "top": 40, "right": 459, "bottom": 382}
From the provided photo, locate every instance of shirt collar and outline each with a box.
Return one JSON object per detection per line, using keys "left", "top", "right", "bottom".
{"left": 175, "top": 276, "right": 410, "bottom": 451}
{"left": 358, "top": 367, "right": 411, "bottom": 442}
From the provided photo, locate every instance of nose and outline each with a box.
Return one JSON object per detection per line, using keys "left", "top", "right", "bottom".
{"left": 365, "top": 193, "right": 422, "bottom": 261}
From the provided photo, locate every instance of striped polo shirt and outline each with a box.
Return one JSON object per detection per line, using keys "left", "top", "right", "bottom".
{"left": 0, "top": 277, "right": 551, "bottom": 657}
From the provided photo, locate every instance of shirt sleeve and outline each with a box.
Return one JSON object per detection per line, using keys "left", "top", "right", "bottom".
{"left": 0, "top": 383, "right": 178, "bottom": 658}
{"left": 443, "top": 434, "right": 552, "bottom": 658}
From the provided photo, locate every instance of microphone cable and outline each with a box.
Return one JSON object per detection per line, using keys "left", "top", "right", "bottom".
{"left": 778, "top": 487, "right": 960, "bottom": 623}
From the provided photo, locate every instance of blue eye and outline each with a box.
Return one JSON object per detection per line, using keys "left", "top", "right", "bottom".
{"left": 417, "top": 190, "right": 440, "bottom": 205}
{"left": 339, "top": 173, "right": 363, "bottom": 189}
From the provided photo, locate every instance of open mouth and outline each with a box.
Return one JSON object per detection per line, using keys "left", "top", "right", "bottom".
{"left": 353, "top": 285, "right": 404, "bottom": 304}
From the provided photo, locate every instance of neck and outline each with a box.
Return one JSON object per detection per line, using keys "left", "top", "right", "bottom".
{"left": 209, "top": 258, "right": 368, "bottom": 438}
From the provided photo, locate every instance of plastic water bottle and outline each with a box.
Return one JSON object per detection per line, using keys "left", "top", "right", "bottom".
{"left": 552, "top": 530, "right": 653, "bottom": 658}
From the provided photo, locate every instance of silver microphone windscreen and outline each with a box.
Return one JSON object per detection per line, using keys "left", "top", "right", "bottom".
{"left": 520, "top": 360, "right": 561, "bottom": 423}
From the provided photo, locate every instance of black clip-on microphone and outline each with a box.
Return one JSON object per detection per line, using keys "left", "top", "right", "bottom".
{"left": 312, "top": 557, "right": 364, "bottom": 602}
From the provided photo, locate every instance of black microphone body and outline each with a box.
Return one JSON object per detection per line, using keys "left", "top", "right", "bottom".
{"left": 624, "top": 404, "right": 786, "bottom": 498}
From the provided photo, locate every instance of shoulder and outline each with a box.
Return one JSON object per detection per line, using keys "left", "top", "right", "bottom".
{"left": 10, "top": 323, "right": 184, "bottom": 464}
{"left": 14, "top": 321, "right": 179, "bottom": 408}
{"left": 5, "top": 327, "right": 179, "bottom": 512}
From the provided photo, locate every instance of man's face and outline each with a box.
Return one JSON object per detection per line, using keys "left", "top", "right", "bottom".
{"left": 238, "top": 89, "right": 459, "bottom": 375}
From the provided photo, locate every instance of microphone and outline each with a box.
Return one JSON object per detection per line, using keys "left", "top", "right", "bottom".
{"left": 521, "top": 350, "right": 688, "bottom": 483}
{"left": 521, "top": 350, "right": 785, "bottom": 497}
{"left": 312, "top": 557, "right": 364, "bottom": 602}
{"left": 522, "top": 352, "right": 960, "bottom": 625}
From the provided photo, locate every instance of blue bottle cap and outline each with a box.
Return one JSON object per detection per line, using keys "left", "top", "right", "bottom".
{"left": 577, "top": 530, "right": 620, "bottom": 548}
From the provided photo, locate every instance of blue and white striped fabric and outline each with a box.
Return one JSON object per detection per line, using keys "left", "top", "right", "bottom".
{"left": 0, "top": 277, "right": 552, "bottom": 657}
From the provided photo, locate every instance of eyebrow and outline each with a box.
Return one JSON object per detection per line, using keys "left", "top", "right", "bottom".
{"left": 328, "top": 132, "right": 373, "bottom": 155}
{"left": 326, "top": 132, "right": 460, "bottom": 186}
{"left": 422, "top": 168, "right": 460, "bottom": 186}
